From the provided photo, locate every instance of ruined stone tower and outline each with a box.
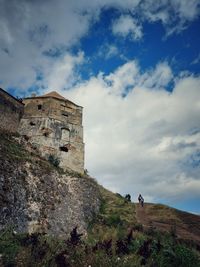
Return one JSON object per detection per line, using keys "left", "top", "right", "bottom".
{"left": 18, "top": 91, "right": 84, "bottom": 173}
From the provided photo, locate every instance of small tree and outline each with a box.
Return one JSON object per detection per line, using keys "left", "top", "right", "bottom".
{"left": 125, "top": 194, "right": 131, "bottom": 202}
{"left": 84, "top": 169, "right": 89, "bottom": 175}
{"left": 48, "top": 154, "right": 60, "bottom": 168}
{"left": 68, "top": 227, "right": 83, "bottom": 246}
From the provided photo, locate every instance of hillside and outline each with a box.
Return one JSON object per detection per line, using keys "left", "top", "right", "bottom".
{"left": 136, "top": 203, "right": 200, "bottom": 244}
{"left": 0, "top": 131, "right": 200, "bottom": 266}
{"left": 93, "top": 187, "right": 200, "bottom": 245}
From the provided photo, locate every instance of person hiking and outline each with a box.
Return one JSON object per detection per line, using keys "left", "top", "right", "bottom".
{"left": 140, "top": 195, "right": 144, "bottom": 207}
{"left": 138, "top": 194, "right": 144, "bottom": 207}
{"left": 138, "top": 194, "right": 142, "bottom": 203}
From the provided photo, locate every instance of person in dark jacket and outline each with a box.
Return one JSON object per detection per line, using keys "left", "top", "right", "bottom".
{"left": 138, "top": 194, "right": 144, "bottom": 207}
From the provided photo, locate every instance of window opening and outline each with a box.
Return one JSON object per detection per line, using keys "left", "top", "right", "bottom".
{"left": 38, "top": 104, "right": 42, "bottom": 110}
{"left": 62, "top": 113, "right": 68, "bottom": 117}
{"left": 59, "top": 146, "right": 68, "bottom": 152}
{"left": 43, "top": 132, "right": 49, "bottom": 137}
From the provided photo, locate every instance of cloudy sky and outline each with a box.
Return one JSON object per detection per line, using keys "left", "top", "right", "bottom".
{"left": 1, "top": 0, "right": 200, "bottom": 213}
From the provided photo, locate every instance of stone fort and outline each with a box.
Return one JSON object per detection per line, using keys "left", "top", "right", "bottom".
{"left": 0, "top": 88, "right": 24, "bottom": 133}
{"left": 0, "top": 88, "right": 84, "bottom": 173}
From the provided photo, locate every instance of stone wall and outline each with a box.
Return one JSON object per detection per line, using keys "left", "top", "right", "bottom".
{"left": 19, "top": 117, "right": 84, "bottom": 172}
{"left": 0, "top": 88, "right": 24, "bottom": 133}
{"left": 0, "top": 135, "right": 100, "bottom": 237}
{"left": 22, "top": 97, "right": 82, "bottom": 125}
{"left": 18, "top": 95, "right": 84, "bottom": 173}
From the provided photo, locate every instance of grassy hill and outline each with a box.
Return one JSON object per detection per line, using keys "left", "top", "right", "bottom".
{"left": 135, "top": 202, "right": 200, "bottom": 244}
{"left": 1, "top": 185, "right": 199, "bottom": 266}
{"left": 0, "top": 132, "right": 200, "bottom": 266}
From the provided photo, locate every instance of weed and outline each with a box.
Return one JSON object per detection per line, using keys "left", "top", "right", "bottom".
{"left": 105, "top": 214, "right": 123, "bottom": 227}
{"left": 48, "top": 154, "right": 60, "bottom": 168}
{"left": 68, "top": 227, "right": 83, "bottom": 246}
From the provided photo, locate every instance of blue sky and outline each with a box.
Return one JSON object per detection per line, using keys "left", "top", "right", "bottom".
{"left": 80, "top": 8, "right": 200, "bottom": 79}
{"left": 0, "top": 0, "right": 200, "bottom": 214}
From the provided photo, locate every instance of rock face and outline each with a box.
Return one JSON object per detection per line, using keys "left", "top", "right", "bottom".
{"left": 0, "top": 134, "right": 100, "bottom": 237}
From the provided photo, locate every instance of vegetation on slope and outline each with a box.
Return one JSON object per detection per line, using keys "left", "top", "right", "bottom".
{"left": 136, "top": 203, "right": 200, "bottom": 244}
{"left": 0, "top": 131, "right": 93, "bottom": 179}
{"left": 0, "top": 131, "right": 200, "bottom": 266}
{"left": 0, "top": 131, "right": 55, "bottom": 175}
{"left": 0, "top": 186, "right": 200, "bottom": 267}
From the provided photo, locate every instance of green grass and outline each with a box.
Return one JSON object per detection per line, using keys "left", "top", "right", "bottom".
{"left": 86, "top": 186, "right": 137, "bottom": 243}
{"left": 0, "top": 131, "right": 28, "bottom": 160}
{"left": 0, "top": 131, "right": 200, "bottom": 266}
{"left": 0, "top": 131, "right": 61, "bottom": 175}
{"left": 1, "top": 223, "right": 199, "bottom": 267}
{"left": 0, "top": 198, "right": 200, "bottom": 267}
{"left": 0, "top": 227, "right": 29, "bottom": 266}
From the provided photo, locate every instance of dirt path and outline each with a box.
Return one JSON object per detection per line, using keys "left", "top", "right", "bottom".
{"left": 135, "top": 203, "right": 150, "bottom": 228}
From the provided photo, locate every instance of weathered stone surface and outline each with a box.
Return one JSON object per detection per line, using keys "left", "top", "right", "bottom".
{"left": 18, "top": 117, "right": 84, "bottom": 173}
{"left": 0, "top": 88, "right": 24, "bottom": 133}
{"left": 18, "top": 91, "right": 84, "bottom": 173}
{"left": 0, "top": 156, "right": 100, "bottom": 237}
{"left": 0, "top": 90, "right": 96, "bottom": 238}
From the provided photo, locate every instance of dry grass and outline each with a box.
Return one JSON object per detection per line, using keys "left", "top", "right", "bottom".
{"left": 136, "top": 203, "right": 200, "bottom": 244}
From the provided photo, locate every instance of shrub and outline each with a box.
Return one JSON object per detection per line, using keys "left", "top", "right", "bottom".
{"left": 174, "top": 244, "right": 200, "bottom": 267}
{"left": 105, "top": 214, "right": 123, "bottom": 227}
{"left": 84, "top": 169, "right": 89, "bottom": 175}
{"left": 68, "top": 227, "right": 83, "bottom": 246}
{"left": 48, "top": 154, "right": 60, "bottom": 167}
{"left": 0, "top": 228, "right": 21, "bottom": 266}
{"left": 155, "top": 243, "right": 200, "bottom": 267}
{"left": 124, "top": 194, "right": 131, "bottom": 202}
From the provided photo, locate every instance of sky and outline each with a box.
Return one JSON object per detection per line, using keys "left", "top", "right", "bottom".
{"left": 0, "top": 0, "right": 200, "bottom": 214}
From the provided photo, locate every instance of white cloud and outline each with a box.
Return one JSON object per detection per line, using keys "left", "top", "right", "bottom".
{"left": 140, "top": 62, "right": 173, "bottom": 89}
{"left": 0, "top": 0, "right": 199, "bottom": 90}
{"left": 105, "top": 60, "right": 140, "bottom": 95}
{"left": 172, "top": 0, "right": 200, "bottom": 21}
{"left": 0, "top": 0, "right": 199, "bottom": 209}
{"left": 65, "top": 62, "right": 200, "bottom": 203}
{"left": 0, "top": 0, "right": 97, "bottom": 90}
{"left": 97, "top": 44, "right": 119, "bottom": 60}
{"left": 112, "top": 15, "right": 143, "bottom": 40}
{"left": 105, "top": 45, "right": 119, "bottom": 59}
{"left": 191, "top": 53, "right": 200, "bottom": 65}
{"left": 107, "top": 45, "right": 118, "bottom": 56}
{"left": 141, "top": 0, "right": 200, "bottom": 35}
{"left": 44, "top": 52, "right": 84, "bottom": 91}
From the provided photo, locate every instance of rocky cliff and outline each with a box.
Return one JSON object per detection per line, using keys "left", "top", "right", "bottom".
{"left": 0, "top": 132, "right": 100, "bottom": 237}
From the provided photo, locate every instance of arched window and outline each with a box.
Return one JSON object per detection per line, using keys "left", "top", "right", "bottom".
{"left": 61, "top": 128, "right": 70, "bottom": 141}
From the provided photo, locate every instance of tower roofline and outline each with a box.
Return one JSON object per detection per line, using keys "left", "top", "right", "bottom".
{"left": 24, "top": 91, "right": 82, "bottom": 108}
